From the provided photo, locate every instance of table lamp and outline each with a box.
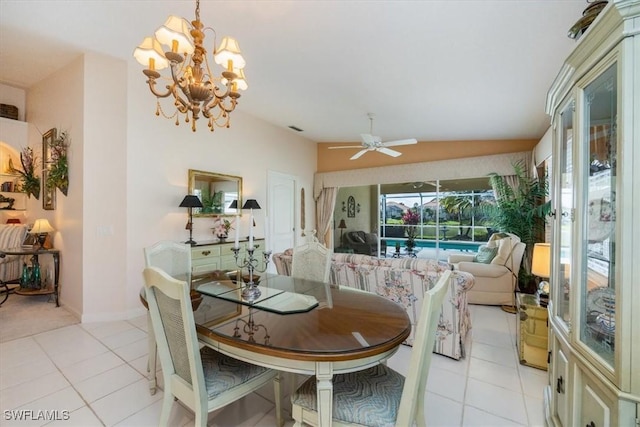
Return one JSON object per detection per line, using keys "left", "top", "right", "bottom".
{"left": 31, "top": 218, "right": 54, "bottom": 249}
{"left": 532, "top": 243, "right": 551, "bottom": 306}
{"left": 179, "top": 195, "right": 203, "bottom": 245}
{"left": 338, "top": 219, "right": 347, "bottom": 246}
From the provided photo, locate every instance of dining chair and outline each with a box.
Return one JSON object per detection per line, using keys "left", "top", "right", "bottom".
{"left": 290, "top": 269, "right": 452, "bottom": 427}
{"left": 143, "top": 240, "right": 192, "bottom": 395}
{"left": 143, "top": 266, "right": 282, "bottom": 427}
{"left": 291, "top": 234, "right": 332, "bottom": 283}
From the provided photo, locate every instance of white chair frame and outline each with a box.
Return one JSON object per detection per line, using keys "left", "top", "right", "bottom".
{"left": 143, "top": 240, "right": 192, "bottom": 395}
{"left": 291, "top": 270, "right": 452, "bottom": 426}
{"left": 144, "top": 266, "right": 282, "bottom": 427}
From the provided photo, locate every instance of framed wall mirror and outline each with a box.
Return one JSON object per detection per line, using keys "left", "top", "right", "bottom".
{"left": 188, "top": 169, "right": 242, "bottom": 217}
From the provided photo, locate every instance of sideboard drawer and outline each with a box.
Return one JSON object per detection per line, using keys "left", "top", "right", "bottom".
{"left": 192, "top": 246, "right": 221, "bottom": 260}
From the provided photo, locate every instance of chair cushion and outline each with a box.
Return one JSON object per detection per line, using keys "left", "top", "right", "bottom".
{"left": 491, "top": 237, "right": 515, "bottom": 265}
{"left": 475, "top": 245, "right": 498, "bottom": 264}
{"left": 201, "top": 346, "right": 270, "bottom": 399}
{"left": 291, "top": 364, "right": 403, "bottom": 427}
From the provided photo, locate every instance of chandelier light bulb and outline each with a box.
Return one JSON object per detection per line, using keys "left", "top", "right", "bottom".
{"left": 214, "top": 36, "right": 246, "bottom": 70}
{"left": 133, "top": 37, "right": 169, "bottom": 71}
{"left": 154, "top": 16, "right": 195, "bottom": 55}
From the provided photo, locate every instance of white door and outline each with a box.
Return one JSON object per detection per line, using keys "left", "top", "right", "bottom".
{"left": 267, "top": 171, "right": 296, "bottom": 267}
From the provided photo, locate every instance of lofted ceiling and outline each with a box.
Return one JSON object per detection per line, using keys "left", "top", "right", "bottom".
{"left": 0, "top": 0, "right": 591, "bottom": 143}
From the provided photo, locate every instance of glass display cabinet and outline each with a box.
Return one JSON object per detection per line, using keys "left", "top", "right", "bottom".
{"left": 544, "top": 2, "right": 640, "bottom": 426}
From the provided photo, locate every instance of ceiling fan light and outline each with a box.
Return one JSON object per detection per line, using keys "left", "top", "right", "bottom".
{"left": 214, "top": 36, "right": 246, "bottom": 70}
{"left": 133, "top": 37, "right": 169, "bottom": 70}
{"left": 154, "top": 15, "right": 195, "bottom": 55}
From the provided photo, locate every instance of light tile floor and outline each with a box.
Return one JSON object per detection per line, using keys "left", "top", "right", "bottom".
{"left": 0, "top": 304, "right": 547, "bottom": 426}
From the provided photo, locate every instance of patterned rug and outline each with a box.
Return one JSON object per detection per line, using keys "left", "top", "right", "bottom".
{"left": 0, "top": 290, "right": 79, "bottom": 343}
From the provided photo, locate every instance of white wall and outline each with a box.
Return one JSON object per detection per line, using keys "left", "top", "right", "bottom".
{"left": 14, "top": 53, "right": 317, "bottom": 322}
{"left": 27, "top": 56, "right": 85, "bottom": 316}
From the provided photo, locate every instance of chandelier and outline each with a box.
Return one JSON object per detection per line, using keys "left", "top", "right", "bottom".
{"left": 133, "top": 0, "right": 247, "bottom": 132}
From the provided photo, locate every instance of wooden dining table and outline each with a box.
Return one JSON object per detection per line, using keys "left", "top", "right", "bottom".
{"left": 143, "top": 272, "right": 411, "bottom": 427}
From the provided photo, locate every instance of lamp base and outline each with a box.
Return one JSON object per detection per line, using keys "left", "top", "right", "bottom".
{"left": 537, "top": 280, "right": 550, "bottom": 307}
{"left": 185, "top": 239, "right": 197, "bottom": 246}
{"left": 37, "top": 234, "right": 48, "bottom": 250}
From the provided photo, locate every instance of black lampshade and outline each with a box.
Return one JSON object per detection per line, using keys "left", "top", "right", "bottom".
{"left": 179, "top": 195, "right": 203, "bottom": 208}
{"left": 338, "top": 219, "right": 347, "bottom": 229}
{"left": 229, "top": 199, "right": 238, "bottom": 209}
{"left": 242, "top": 199, "right": 261, "bottom": 210}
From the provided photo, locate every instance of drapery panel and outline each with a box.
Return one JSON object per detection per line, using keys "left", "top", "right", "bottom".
{"left": 315, "top": 187, "right": 338, "bottom": 247}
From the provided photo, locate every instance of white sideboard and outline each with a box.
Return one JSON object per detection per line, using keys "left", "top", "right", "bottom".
{"left": 191, "top": 239, "right": 266, "bottom": 275}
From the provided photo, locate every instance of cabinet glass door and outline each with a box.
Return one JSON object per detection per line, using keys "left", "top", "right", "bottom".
{"left": 557, "top": 100, "right": 574, "bottom": 327}
{"left": 580, "top": 62, "right": 617, "bottom": 368}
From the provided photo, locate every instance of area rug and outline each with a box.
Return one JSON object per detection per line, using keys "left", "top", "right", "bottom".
{"left": 0, "top": 292, "right": 79, "bottom": 343}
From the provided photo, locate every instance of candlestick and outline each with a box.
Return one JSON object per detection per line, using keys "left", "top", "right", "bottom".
{"left": 248, "top": 210, "right": 254, "bottom": 249}
{"left": 234, "top": 214, "right": 240, "bottom": 248}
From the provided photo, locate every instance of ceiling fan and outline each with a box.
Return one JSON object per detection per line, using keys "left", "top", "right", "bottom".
{"left": 329, "top": 113, "right": 417, "bottom": 160}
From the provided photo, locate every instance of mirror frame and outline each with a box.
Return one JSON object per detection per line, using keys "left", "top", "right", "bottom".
{"left": 188, "top": 169, "right": 242, "bottom": 217}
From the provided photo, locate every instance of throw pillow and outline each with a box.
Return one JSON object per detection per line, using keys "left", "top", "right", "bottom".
{"left": 491, "top": 237, "right": 514, "bottom": 265}
{"left": 475, "top": 245, "right": 498, "bottom": 263}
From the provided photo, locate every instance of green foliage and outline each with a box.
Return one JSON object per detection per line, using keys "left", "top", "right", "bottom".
{"left": 9, "top": 147, "right": 40, "bottom": 199}
{"left": 483, "top": 160, "right": 551, "bottom": 281}
{"left": 46, "top": 130, "right": 69, "bottom": 196}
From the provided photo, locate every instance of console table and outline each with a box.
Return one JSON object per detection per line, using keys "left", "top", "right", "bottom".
{"left": 1, "top": 247, "right": 61, "bottom": 307}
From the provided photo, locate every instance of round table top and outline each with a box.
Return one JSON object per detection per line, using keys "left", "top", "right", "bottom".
{"left": 194, "top": 276, "right": 412, "bottom": 363}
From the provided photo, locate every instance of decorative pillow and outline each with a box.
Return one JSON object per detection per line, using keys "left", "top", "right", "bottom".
{"left": 475, "top": 245, "right": 498, "bottom": 263}
{"left": 486, "top": 232, "right": 509, "bottom": 248}
{"left": 491, "top": 237, "right": 514, "bottom": 265}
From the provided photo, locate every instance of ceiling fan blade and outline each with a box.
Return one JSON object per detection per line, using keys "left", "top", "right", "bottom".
{"left": 360, "top": 133, "right": 376, "bottom": 146}
{"left": 377, "top": 147, "right": 402, "bottom": 157}
{"left": 328, "top": 145, "right": 365, "bottom": 149}
{"left": 382, "top": 138, "right": 418, "bottom": 147}
{"left": 350, "top": 149, "right": 370, "bottom": 160}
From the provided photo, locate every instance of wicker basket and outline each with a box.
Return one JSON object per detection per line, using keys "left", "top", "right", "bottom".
{"left": 0, "top": 104, "right": 19, "bottom": 120}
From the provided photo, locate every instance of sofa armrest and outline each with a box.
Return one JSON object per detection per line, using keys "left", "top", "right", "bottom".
{"left": 448, "top": 253, "right": 476, "bottom": 263}
{"left": 456, "top": 261, "right": 509, "bottom": 278}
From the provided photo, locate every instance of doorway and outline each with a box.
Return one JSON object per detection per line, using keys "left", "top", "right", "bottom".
{"left": 267, "top": 171, "right": 296, "bottom": 270}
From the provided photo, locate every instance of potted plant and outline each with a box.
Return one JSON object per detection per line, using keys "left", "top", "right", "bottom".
{"left": 483, "top": 159, "right": 550, "bottom": 292}
{"left": 402, "top": 207, "right": 420, "bottom": 254}
{"left": 47, "top": 130, "right": 69, "bottom": 196}
{"left": 9, "top": 147, "right": 40, "bottom": 199}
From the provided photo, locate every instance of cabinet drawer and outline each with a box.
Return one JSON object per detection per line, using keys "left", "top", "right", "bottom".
{"left": 192, "top": 246, "right": 221, "bottom": 260}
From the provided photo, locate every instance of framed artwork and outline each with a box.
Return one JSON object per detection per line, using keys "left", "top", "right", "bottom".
{"left": 42, "top": 170, "right": 55, "bottom": 210}
{"left": 42, "top": 128, "right": 56, "bottom": 210}
{"left": 347, "top": 196, "right": 356, "bottom": 218}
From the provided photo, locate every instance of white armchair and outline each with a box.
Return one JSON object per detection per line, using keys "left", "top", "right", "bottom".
{"left": 449, "top": 232, "right": 525, "bottom": 306}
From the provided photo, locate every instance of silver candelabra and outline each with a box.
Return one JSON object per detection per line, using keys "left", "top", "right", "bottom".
{"left": 231, "top": 246, "right": 272, "bottom": 302}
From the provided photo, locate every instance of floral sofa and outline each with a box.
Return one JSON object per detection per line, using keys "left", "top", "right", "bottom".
{"left": 273, "top": 251, "right": 475, "bottom": 360}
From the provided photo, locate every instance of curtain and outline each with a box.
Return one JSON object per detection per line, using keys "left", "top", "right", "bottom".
{"left": 315, "top": 187, "right": 338, "bottom": 247}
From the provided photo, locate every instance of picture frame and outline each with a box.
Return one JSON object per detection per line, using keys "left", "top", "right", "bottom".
{"left": 42, "top": 128, "right": 56, "bottom": 210}
{"left": 42, "top": 170, "right": 55, "bottom": 210}
{"left": 347, "top": 196, "right": 356, "bottom": 218}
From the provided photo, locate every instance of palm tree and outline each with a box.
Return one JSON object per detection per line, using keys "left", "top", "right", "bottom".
{"left": 483, "top": 160, "right": 550, "bottom": 287}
